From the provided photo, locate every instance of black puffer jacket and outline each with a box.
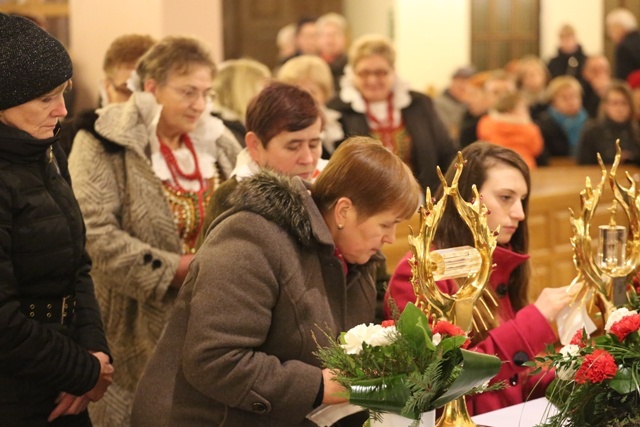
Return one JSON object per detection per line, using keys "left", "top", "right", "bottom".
{"left": 0, "top": 122, "right": 110, "bottom": 425}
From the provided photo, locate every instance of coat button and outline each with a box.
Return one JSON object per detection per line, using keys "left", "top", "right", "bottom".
{"left": 496, "top": 283, "right": 508, "bottom": 297}
{"left": 252, "top": 402, "right": 267, "bottom": 413}
{"left": 513, "top": 351, "right": 529, "bottom": 366}
{"left": 509, "top": 374, "right": 518, "bottom": 386}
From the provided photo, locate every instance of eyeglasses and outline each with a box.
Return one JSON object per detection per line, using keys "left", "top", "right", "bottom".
{"left": 355, "top": 68, "right": 392, "bottom": 79}
{"left": 166, "top": 85, "right": 215, "bottom": 104}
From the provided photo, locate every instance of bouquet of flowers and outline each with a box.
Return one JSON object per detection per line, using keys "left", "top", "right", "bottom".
{"left": 530, "top": 304, "right": 640, "bottom": 427}
{"left": 315, "top": 302, "right": 502, "bottom": 425}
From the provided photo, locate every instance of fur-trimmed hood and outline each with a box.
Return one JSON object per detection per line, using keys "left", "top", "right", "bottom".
{"left": 226, "top": 170, "right": 317, "bottom": 248}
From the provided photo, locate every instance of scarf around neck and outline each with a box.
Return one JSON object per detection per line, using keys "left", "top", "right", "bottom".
{"left": 548, "top": 105, "right": 588, "bottom": 154}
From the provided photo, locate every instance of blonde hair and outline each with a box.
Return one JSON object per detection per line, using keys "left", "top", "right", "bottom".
{"left": 348, "top": 34, "right": 395, "bottom": 69}
{"left": 136, "top": 35, "right": 215, "bottom": 86}
{"left": 316, "top": 12, "right": 348, "bottom": 34}
{"left": 276, "top": 55, "right": 334, "bottom": 102}
{"left": 545, "top": 75, "right": 582, "bottom": 102}
{"left": 103, "top": 34, "right": 156, "bottom": 76}
{"left": 212, "top": 58, "right": 271, "bottom": 123}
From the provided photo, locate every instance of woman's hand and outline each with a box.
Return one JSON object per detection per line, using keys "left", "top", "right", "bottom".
{"left": 170, "top": 254, "right": 194, "bottom": 289}
{"left": 321, "top": 368, "right": 348, "bottom": 405}
{"left": 85, "top": 351, "right": 114, "bottom": 402}
{"left": 47, "top": 392, "right": 90, "bottom": 422}
{"left": 534, "top": 285, "right": 577, "bottom": 323}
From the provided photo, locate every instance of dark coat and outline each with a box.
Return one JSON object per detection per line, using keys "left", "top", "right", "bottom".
{"left": 535, "top": 111, "right": 571, "bottom": 165}
{"left": 328, "top": 91, "right": 456, "bottom": 192}
{"left": 577, "top": 118, "right": 640, "bottom": 165}
{"left": 459, "top": 111, "right": 482, "bottom": 148}
{"left": 0, "top": 123, "right": 109, "bottom": 427}
{"left": 615, "top": 30, "right": 640, "bottom": 80}
{"left": 547, "top": 45, "right": 587, "bottom": 79}
{"left": 131, "top": 172, "right": 379, "bottom": 427}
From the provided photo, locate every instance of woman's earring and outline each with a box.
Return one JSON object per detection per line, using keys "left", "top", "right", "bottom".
{"left": 338, "top": 224, "right": 344, "bottom": 230}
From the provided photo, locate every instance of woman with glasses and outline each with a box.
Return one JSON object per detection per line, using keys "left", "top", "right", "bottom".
{"left": 0, "top": 14, "right": 112, "bottom": 426}
{"left": 327, "top": 34, "right": 456, "bottom": 192}
{"left": 69, "top": 35, "right": 242, "bottom": 427}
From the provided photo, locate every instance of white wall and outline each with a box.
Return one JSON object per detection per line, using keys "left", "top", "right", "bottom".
{"left": 343, "top": 0, "right": 395, "bottom": 40}
{"left": 539, "top": 0, "right": 604, "bottom": 61}
{"left": 394, "top": 0, "right": 470, "bottom": 94}
{"left": 69, "top": 0, "right": 223, "bottom": 112}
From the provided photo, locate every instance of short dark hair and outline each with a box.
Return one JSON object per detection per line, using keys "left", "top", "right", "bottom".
{"left": 245, "top": 81, "right": 321, "bottom": 146}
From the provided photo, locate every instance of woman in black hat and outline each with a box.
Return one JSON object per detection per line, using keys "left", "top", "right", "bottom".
{"left": 0, "top": 13, "right": 113, "bottom": 427}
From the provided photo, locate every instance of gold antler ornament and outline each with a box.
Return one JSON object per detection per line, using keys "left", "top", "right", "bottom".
{"left": 568, "top": 140, "right": 640, "bottom": 325}
{"left": 408, "top": 152, "right": 498, "bottom": 427}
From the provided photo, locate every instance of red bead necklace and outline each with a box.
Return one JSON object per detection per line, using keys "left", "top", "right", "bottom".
{"left": 365, "top": 93, "right": 405, "bottom": 151}
{"left": 158, "top": 133, "right": 205, "bottom": 191}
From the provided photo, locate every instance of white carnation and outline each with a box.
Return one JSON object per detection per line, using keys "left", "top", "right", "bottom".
{"left": 366, "top": 325, "right": 397, "bottom": 347}
{"left": 559, "top": 344, "right": 580, "bottom": 358}
{"left": 341, "top": 323, "right": 397, "bottom": 355}
{"left": 605, "top": 307, "right": 637, "bottom": 332}
{"left": 556, "top": 344, "right": 581, "bottom": 381}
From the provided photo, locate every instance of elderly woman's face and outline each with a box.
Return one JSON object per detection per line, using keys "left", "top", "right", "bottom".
{"left": 0, "top": 81, "right": 69, "bottom": 139}
{"left": 352, "top": 55, "right": 395, "bottom": 103}
{"left": 149, "top": 65, "right": 213, "bottom": 136}
{"left": 552, "top": 86, "right": 582, "bottom": 116}
{"left": 334, "top": 205, "right": 403, "bottom": 265}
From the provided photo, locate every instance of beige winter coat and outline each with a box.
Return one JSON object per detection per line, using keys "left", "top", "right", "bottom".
{"left": 68, "top": 92, "right": 241, "bottom": 427}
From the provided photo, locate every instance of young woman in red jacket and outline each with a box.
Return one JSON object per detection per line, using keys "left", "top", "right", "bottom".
{"left": 385, "top": 142, "right": 575, "bottom": 415}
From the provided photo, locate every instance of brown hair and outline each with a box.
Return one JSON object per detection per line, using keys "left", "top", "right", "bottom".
{"left": 136, "top": 35, "right": 216, "bottom": 86}
{"left": 493, "top": 91, "right": 527, "bottom": 114}
{"left": 434, "top": 142, "right": 531, "bottom": 335}
{"left": 103, "top": 34, "right": 156, "bottom": 76}
{"left": 245, "top": 81, "right": 321, "bottom": 146}
{"left": 600, "top": 80, "right": 640, "bottom": 140}
{"left": 312, "top": 137, "right": 420, "bottom": 220}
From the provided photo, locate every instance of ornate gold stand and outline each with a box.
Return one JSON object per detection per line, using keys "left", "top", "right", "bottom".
{"left": 408, "top": 153, "right": 498, "bottom": 427}
{"left": 569, "top": 141, "right": 640, "bottom": 324}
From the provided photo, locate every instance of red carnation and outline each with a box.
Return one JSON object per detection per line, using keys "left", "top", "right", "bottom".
{"left": 575, "top": 349, "right": 618, "bottom": 384}
{"left": 570, "top": 329, "right": 587, "bottom": 347}
{"left": 432, "top": 320, "right": 471, "bottom": 349}
{"left": 381, "top": 320, "right": 395, "bottom": 328}
{"left": 609, "top": 314, "right": 640, "bottom": 342}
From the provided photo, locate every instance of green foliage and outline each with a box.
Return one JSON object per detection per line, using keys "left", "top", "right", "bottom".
{"left": 532, "top": 306, "right": 640, "bottom": 427}
{"left": 315, "top": 302, "right": 502, "bottom": 420}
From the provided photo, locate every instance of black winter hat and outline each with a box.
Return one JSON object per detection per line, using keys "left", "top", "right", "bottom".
{"left": 0, "top": 13, "right": 73, "bottom": 110}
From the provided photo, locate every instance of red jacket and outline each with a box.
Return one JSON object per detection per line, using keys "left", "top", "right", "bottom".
{"left": 384, "top": 246, "right": 557, "bottom": 415}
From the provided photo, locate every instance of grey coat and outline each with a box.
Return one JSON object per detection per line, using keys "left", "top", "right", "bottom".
{"left": 131, "top": 172, "right": 379, "bottom": 427}
{"left": 68, "top": 92, "right": 241, "bottom": 426}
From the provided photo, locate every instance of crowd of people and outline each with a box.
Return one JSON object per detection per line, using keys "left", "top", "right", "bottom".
{"left": 2, "top": 6, "right": 640, "bottom": 427}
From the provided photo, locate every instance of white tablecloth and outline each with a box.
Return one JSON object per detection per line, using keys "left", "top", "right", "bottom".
{"left": 471, "top": 398, "right": 557, "bottom": 427}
